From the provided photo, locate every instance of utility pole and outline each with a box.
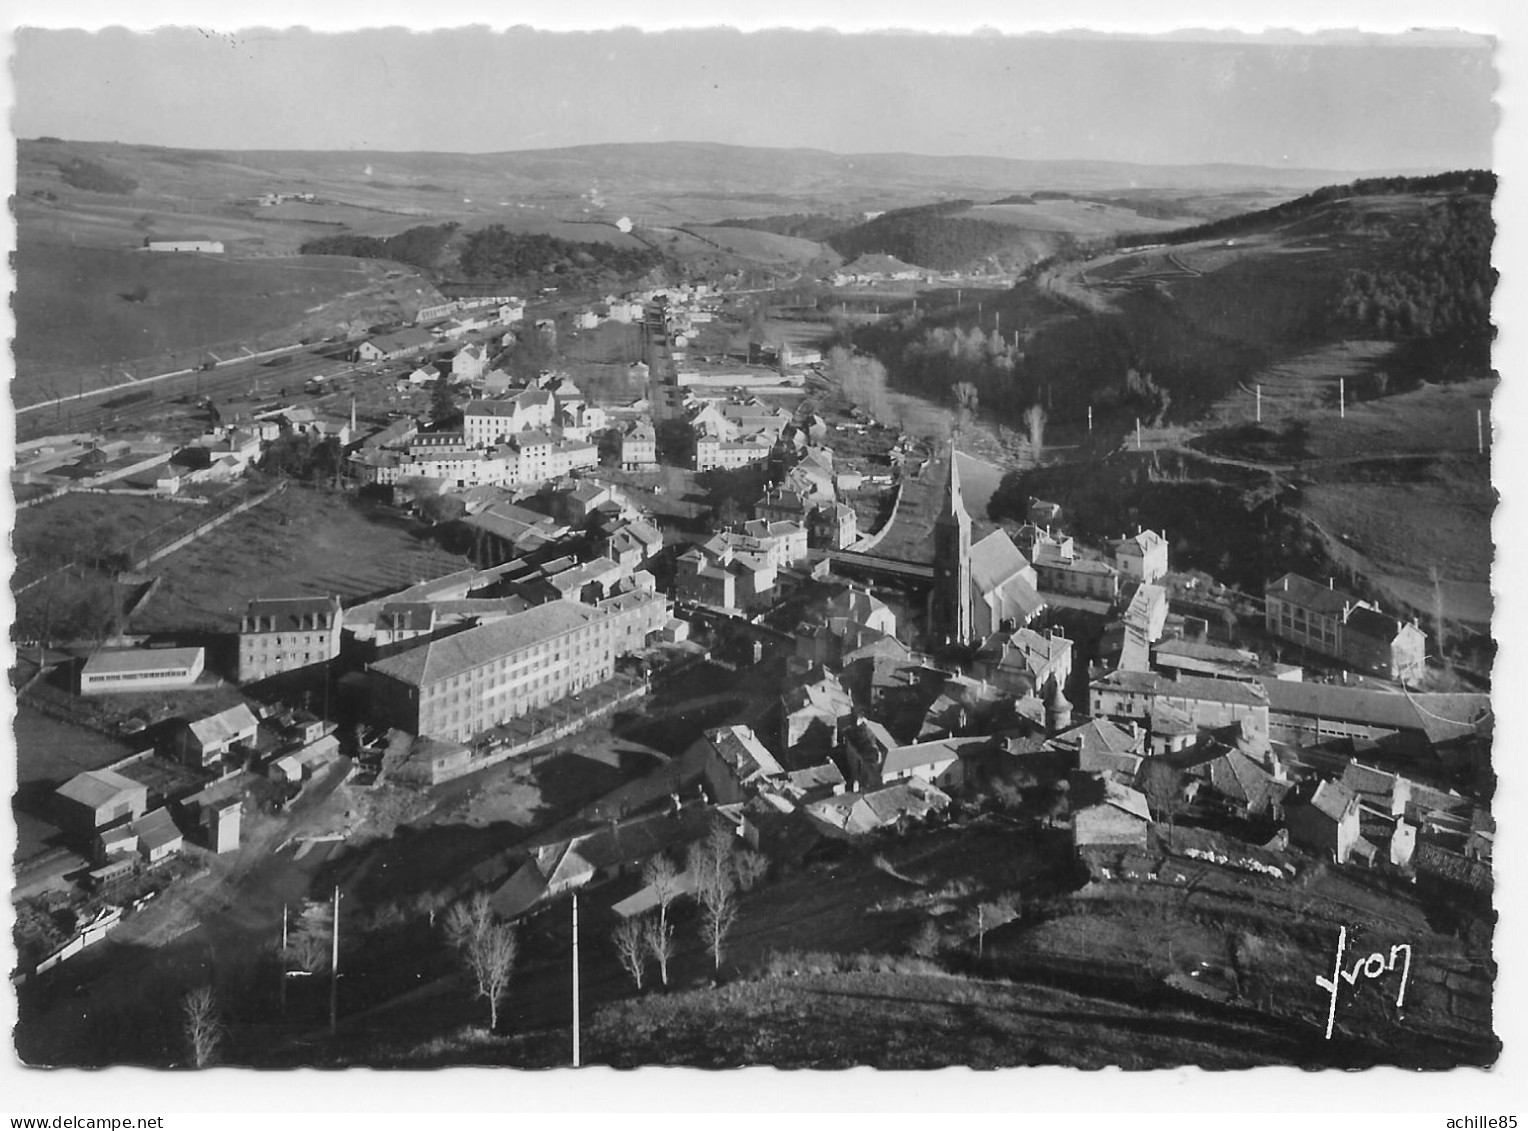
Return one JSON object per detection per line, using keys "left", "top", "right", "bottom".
{"left": 329, "top": 886, "right": 341, "bottom": 1034}
{"left": 1339, "top": 377, "right": 1346, "bottom": 420}
{"left": 1256, "top": 384, "right": 1262, "bottom": 423}
{"left": 280, "top": 903, "right": 289, "bottom": 1015}
{"left": 1477, "top": 409, "right": 1484, "bottom": 454}
{"left": 571, "top": 891, "right": 581, "bottom": 1068}
{"left": 1136, "top": 418, "right": 1142, "bottom": 450}
{"left": 1087, "top": 405, "right": 1093, "bottom": 434}
{"left": 995, "top": 311, "right": 1001, "bottom": 336}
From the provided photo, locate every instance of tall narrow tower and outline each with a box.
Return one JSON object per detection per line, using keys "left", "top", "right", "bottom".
{"left": 931, "top": 442, "right": 973, "bottom": 647}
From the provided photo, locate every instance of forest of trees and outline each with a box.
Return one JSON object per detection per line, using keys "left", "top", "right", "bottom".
{"left": 826, "top": 200, "right": 1023, "bottom": 271}
{"left": 54, "top": 157, "right": 137, "bottom": 195}
{"left": 456, "top": 226, "right": 665, "bottom": 281}
{"left": 299, "top": 223, "right": 458, "bottom": 270}
{"left": 1333, "top": 196, "right": 1495, "bottom": 340}
{"left": 1114, "top": 170, "right": 1496, "bottom": 250}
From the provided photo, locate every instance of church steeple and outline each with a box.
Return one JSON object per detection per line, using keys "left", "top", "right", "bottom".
{"left": 931, "top": 442, "right": 973, "bottom": 647}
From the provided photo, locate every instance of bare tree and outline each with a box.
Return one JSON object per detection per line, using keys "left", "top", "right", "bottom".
{"left": 1023, "top": 403, "right": 1046, "bottom": 454}
{"left": 642, "top": 915, "right": 676, "bottom": 987}
{"left": 700, "top": 892, "right": 738, "bottom": 972}
{"left": 734, "top": 849, "right": 769, "bottom": 893}
{"left": 971, "top": 894, "right": 1021, "bottom": 958}
{"left": 952, "top": 381, "right": 979, "bottom": 432}
{"left": 444, "top": 891, "right": 494, "bottom": 953}
{"left": 285, "top": 898, "right": 334, "bottom": 974}
{"left": 1430, "top": 565, "right": 1447, "bottom": 677}
{"left": 612, "top": 917, "right": 648, "bottom": 990}
{"left": 181, "top": 985, "right": 225, "bottom": 1068}
{"left": 445, "top": 893, "right": 519, "bottom": 1031}
{"left": 1138, "top": 760, "right": 1185, "bottom": 847}
{"left": 642, "top": 854, "right": 683, "bottom": 934}
{"left": 688, "top": 823, "right": 741, "bottom": 972}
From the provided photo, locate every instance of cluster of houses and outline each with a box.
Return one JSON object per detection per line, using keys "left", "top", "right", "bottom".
{"left": 827, "top": 254, "right": 928, "bottom": 287}
{"left": 51, "top": 699, "right": 337, "bottom": 892}
{"left": 254, "top": 191, "right": 316, "bottom": 207}
{"left": 45, "top": 469, "right": 692, "bottom": 918}
{"left": 684, "top": 395, "right": 794, "bottom": 471}
{"left": 34, "top": 316, "right": 1490, "bottom": 974}
{"left": 903, "top": 445, "right": 1495, "bottom": 894}
{"left": 353, "top": 374, "right": 604, "bottom": 491}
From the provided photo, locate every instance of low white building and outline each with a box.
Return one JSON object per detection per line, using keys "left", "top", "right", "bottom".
{"left": 80, "top": 648, "right": 206, "bottom": 695}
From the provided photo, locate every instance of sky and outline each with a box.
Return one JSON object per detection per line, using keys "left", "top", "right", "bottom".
{"left": 10, "top": 24, "right": 1498, "bottom": 170}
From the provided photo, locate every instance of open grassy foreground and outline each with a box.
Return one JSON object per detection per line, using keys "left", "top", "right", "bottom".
{"left": 361, "top": 969, "right": 1314, "bottom": 1070}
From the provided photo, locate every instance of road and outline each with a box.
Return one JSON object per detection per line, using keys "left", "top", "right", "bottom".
{"left": 16, "top": 338, "right": 385, "bottom": 441}
{"left": 14, "top": 760, "right": 355, "bottom": 1067}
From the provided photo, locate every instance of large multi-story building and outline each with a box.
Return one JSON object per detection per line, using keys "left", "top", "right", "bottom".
{"left": 237, "top": 596, "right": 343, "bottom": 683}
{"left": 365, "top": 595, "right": 663, "bottom": 743}
{"left": 1264, "top": 573, "right": 1427, "bottom": 682}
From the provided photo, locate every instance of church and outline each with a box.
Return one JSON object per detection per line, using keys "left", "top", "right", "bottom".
{"left": 929, "top": 445, "right": 1046, "bottom": 649}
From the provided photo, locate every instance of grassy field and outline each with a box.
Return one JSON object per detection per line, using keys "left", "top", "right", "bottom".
{"left": 965, "top": 198, "right": 1184, "bottom": 237}
{"left": 13, "top": 494, "right": 202, "bottom": 584}
{"left": 13, "top": 707, "right": 136, "bottom": 862}
{"left": 130, "top": 488, "right": 471, "bottom": 633}
{"left": 1187, "top": 379, "right": 1496, "bottom": 631}
{"left": 1300, "top": 469, "right": 1494, "bottom": 628}
{"left": 703, "top": 226, "right": 841, "bottom": 268}
{"left": 13, "top": 241, "right": 424, "bottom": 394}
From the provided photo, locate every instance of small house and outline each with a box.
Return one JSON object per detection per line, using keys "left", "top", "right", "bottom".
{"left": 1286, "top": 779, "right": 1362, "bottom": 865}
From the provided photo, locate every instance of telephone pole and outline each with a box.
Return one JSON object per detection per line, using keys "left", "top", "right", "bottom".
{"left": 571, "top": 892, "right": 582, "bottom": 1068}
{"left": 329, "top": 886, "right": 341, "bottom": 1034}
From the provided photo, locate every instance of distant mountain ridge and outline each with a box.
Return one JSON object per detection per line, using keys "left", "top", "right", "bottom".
{"left": 22, "top": 137, "right": 1447, "bottom": 202}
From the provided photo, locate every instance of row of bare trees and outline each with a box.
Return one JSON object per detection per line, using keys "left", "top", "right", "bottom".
{"left": 611, "top": 824, "right": 768, "bottom": 990}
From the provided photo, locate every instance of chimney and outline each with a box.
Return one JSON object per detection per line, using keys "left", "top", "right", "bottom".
{"left": 1328, "top": 577, "right": 1334, "bottom": 590}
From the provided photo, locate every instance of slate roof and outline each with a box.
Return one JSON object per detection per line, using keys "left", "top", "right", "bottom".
{"left": 1265, "top": 572, "right": 1353, "bottom": 617}
{"left": 132, "top": 808, "right": 183, "bottom": 852}
{"left": 1260, "top": 681, "right": 1490, "bottom": 745}
{"left": 1309, "top": 779, "right": 1360, "bottom": 823}
{"left": 244, "top": 595, "right": 340, "bottom": 629}
{"left": 706, "top": 725, "right": 785, "bottom": 781}
{"left": 1153, "top": 637, "right": 1259, "bottom": 665}
{"left": 1119, "top": 529, "right": 1166, "bottom": 557}
{"left": 369, "top": 601, "right": 603, "bottom": 687}
{"left": 83, "top": 647, "right": 203, "bottom": 675}
{"left": 969, "top": 530, "right": 1031, "bottom": 595}
{"left": 1344, "top": 605, "right": 1413, "bottom": 643}
{"left": 186, "top": 703, "right": 260, "bottom": 747}
{"left": 786, "top": 761, "right": 846, "bottom": 793}
{"left": 1096, "top": 670, "right": 1269, "bottom": 707}
{"left": 1207, "top": 748, "right": 1289, "bottom": 813}
{"left": 882, "top": 737, "right": 986, "bottom": 777}
{"left": 57, "top": 769, "right": 146, "bottom": 811}
{"left": 975, "top": 628, "right": 1070, "bottom": 676}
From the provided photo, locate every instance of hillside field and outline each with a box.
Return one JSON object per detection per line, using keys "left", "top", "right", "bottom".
{"left": 129, "top": 489, "right": 471, "bottom": 634}
{"left": 13, "top": 241, "right": 436, "bottom": 399}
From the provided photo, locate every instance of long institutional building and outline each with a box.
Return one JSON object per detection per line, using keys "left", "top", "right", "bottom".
{"left": 365, "top": 591, "right": 666, "bottom": 743}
